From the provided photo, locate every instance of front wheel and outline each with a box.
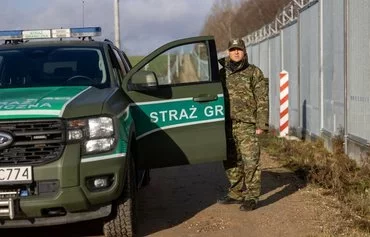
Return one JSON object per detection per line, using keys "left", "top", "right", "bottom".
{"left": 103, "top": 157, "right": 137, "bottom": 237}
{"left": 141, "top": 169, "right": 151, "bottom": 187}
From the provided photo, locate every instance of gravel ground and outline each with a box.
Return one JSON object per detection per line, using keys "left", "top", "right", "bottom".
{"left": 1, "top": 152, "right": 361, "bottom": 237}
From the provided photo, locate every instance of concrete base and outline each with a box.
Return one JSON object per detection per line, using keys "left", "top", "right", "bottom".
{"left": 346, "top": 134, "right": 370, "bottom": 165}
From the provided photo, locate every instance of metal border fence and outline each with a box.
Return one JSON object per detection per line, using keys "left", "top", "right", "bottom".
{"left": 218, "top": 0, "right": 370, "bottom": 163}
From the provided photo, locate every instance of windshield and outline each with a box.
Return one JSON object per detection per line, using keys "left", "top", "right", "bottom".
{"left": 0, "top": 46, "right": 108, "bottom": 88}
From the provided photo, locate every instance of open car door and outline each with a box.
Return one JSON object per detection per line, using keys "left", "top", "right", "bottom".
{"left": 122, "top": 36, "right": 226, "bottom": 168}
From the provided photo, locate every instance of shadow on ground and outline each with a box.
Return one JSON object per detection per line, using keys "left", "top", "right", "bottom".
{"left": 0, "top": 219, "right": 103, "bottom": 237}
{"left": 0, "top": 162, "right": 306, "bottom": 237}
{"left": 136, "top": 162, "right": 306, "bottom": 236}
{"left": 258, "top": 169, "right": 307, "bottom": 209}
{"left": 136, "top": 162, "right": 229, "bottom": 236}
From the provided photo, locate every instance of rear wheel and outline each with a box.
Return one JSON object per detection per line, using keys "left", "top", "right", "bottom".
{"left": 103, "top": 157, "right": 137, "bottom": 237}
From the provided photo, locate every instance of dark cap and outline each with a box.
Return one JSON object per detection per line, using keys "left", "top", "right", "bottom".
{"left": 228, "top": 38, "right": 246, "bottom": 51}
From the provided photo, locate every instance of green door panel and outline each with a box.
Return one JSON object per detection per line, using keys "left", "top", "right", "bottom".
{"left": 135, "top": 120, "right": 226, "bottom": 168}
{"left": 123, "top": 36, "right": 226, "bottom": 168}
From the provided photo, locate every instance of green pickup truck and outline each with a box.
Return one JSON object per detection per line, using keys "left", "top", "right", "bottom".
{"left": 0, "top": 27, "right": 226, "bottom": 236}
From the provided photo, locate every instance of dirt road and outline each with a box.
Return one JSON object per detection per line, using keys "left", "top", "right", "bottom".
{"left": 1, "top": 153, "right": 347, "bottom": 237}
{"left": 175, "top": 54, "right": 199, "bottom": 84}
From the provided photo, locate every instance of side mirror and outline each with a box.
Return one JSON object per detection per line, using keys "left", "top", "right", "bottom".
{"left": 128, "top": 70, "right": 159, "bottom": 91}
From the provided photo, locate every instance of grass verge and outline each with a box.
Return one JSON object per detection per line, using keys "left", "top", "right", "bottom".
{"left": 259, "top": 132, "right": 370, "bottom": 234}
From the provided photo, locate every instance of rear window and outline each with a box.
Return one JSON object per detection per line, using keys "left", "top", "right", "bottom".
{"left": 0, "top": 47, "right": 108, "bottom": 88}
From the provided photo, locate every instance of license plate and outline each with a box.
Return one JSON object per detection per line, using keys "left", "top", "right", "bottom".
{"left": 0, "top": 166, "right": 32, "bottom": 184}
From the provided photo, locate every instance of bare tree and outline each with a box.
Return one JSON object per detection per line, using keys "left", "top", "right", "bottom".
{"left": 200, "top": 0, "right": 239, "bottom": 52}
{"left": 202, "top": 0, "right": 291, "bottom": 51}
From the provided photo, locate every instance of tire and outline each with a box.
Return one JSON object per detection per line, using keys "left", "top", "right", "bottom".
{"left": 103, "top": 157, "right": 137, "bottom": 237}
{"left": 141, "top": 169, "right": 151, "bottom": 187}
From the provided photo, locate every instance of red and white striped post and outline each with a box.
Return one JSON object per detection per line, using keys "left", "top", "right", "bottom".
{"left": 279, "top": 70, "right": 289, "bottom": 136}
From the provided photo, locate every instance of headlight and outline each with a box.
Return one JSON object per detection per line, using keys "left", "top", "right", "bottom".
{"left": 67, "top": 116, "right": 116, "bottom": 154}
{"left": 68, "top": 129, "right": 84, "bottom": 140}
{"left": 85, "top": 138, "right": 115, "bottom": 153}
{"left": 67, "top": 119, "right": 87, "bottom": 141}
{"left": 88, "top": 117, "right": 114, "bottom": 138}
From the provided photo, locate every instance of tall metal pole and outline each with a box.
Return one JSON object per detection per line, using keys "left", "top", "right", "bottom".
{"left": 114, "top": 0, "right": 121, "bottom": 48}
{"left": 82, "top": 0, "right": 85, "bottom": 27}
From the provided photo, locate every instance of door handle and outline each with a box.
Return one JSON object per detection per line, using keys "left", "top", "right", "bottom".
{"left": 193, "top": 94, "right": 218, "bottom": 102}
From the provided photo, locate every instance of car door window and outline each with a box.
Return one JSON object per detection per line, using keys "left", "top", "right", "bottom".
{"left": 138, "top": 42, "right": 210, "bottom": 86}
{"left": 108, "top": 47, "right": 124, "bottom": 86}
{"left": 118, "top": 51, "right": 132, "bottom": 72}
{"left": 113, "top": 49, "right": 127, "bottom": 75}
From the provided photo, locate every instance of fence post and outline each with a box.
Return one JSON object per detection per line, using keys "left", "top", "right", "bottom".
{"left": 280, "top": 70, "right": 289, "bottom": 136}
{"left": 167, "top": 53, "right": 171, "bottom": 84}
{"left": 176, "top": 55, "right": 179, "bottom": 78}
{"left": 197, "top": 45, "right": 201, "bottom": 78}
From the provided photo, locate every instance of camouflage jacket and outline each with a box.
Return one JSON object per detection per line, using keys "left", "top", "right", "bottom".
{"left": 219, "top": 56, "right": 269, "bottom": 130}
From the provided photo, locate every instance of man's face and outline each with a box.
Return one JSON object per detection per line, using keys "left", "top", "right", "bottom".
{"left": 228, "top": 48, "right": 245, "bottom": 62}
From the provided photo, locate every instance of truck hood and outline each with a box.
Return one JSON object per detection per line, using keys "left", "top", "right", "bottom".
{"left": 0, "top": 86, "right": 106, "bottom": 119}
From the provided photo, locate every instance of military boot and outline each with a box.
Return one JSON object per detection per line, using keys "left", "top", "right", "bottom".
{"left": 217, "top": 195, "right": 243, "bottom": 204}
{"left": 239, "top": 199, "right": 257, "bottom": 211}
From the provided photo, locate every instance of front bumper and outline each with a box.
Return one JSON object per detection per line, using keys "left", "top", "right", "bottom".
{"left": 0, "top": 144, "right": 126, "bottom": 227}
{"left": 0, "top": 203, "right": 111, "bottom": 228}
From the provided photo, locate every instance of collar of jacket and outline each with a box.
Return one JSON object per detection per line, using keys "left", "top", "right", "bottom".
{"left": 218, "top": 56, "right": 249, "bottom": 74}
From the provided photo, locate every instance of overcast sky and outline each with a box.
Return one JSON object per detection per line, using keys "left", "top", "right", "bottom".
{"left": 1, "top": 0, "right": 215, "bottom": 55}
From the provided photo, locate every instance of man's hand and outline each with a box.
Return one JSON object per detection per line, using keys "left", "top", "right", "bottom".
{"left": 256, "top": 128, "right": 264, "bottom": 135}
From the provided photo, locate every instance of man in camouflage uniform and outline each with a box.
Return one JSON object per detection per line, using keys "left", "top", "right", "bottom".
{"left": 217, "top": 38, "right": 269, "bottom": 211}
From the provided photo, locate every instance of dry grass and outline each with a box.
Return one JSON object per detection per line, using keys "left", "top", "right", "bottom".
{"left": 259, "top": 132, "right": 370, "bottom": 234}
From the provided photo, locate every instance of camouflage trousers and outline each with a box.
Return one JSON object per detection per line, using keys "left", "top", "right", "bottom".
{"left": 223, "top": 121, "right": 261, "bottom": 202}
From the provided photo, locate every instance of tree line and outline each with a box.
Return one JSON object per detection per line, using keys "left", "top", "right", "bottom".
{"left": 201, "top": 0, "right": 291, "bottom": 51}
